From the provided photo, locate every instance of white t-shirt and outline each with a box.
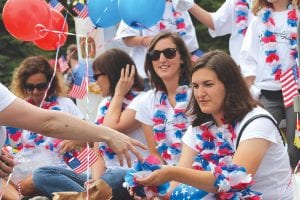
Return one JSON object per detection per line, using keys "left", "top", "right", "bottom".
{"left": 134, "top": 88, "right": 192, "bottom": 165}
{"left": 96, "top": 95, "right": 148, "bottom": 169}
{"left": 209, "top": 0, "right": 254, "bottom": 64}
{"left": 240, "top": 10, "right": 294, "bottom": 91}
{"left": 0, "top": 83, "right": 17, "bottom": 149}
{"left": 115, "top": 1, "right": 199, "bottom": 78}
{"left": 182, "top": 106, "right": 292, "bottom": 200}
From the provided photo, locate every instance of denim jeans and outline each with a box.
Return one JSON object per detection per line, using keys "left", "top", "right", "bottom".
{"left": 33, "top": 167, "right": 133, "bottom": 200}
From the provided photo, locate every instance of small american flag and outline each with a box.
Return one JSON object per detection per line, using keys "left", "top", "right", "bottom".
{"left": 64, "top": 147, "right": 98, "bottom": 174}
{"left": 72, "top": 2, "right": 88, "bottom": 19}
{"left": 191, "top": 49, "right": 204, "bottom": 63}
{"left": 280, "top": 67, "right": 299, "bottom": 108}
{"left": 48, "top": 0, "right": 64, "bottom": 12}
{"left": 58, "top": 55, "right": 69, "bottom": 73}
{"left": 69, "top": 78, "right": 88, "bottom": 99}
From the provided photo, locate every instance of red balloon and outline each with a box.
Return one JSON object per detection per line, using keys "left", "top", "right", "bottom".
{"left": 2, "top": 0, "right": 51, "bottom": 41}
{"left": 33, "top": 10, "right": 69, "bottom": 51}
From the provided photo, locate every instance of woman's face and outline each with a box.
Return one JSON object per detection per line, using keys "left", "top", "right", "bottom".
{"left": 150, "top": 38, "right": 181, "bottom": 82}
{"left": 94, "top": 70, "right": 110, "bottom": 97}
{"left": 191, "top": 67, "right": 226, "bottom": 120}
{"left": 24, "top": 73, "right": 49, "bottom": 106}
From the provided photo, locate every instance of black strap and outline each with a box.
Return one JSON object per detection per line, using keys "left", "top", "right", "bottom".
{"left": 236, "top": 114, "right": 286, "bottom": 149}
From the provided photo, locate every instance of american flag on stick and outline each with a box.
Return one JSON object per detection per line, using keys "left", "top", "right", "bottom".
{"left": 72, "top": 2, "right": 88, "bottom": 19}
{"left": 69, "top": 77, "right": 88, "bottom": 99}
{"left": 280, "top": 67, "right": 299, "bottom": 108}
{"left": 64, "top": 147, "right": 98, "bottom": 174}
{"left": 48, "top": 0, "right": 64, "bottom": 12}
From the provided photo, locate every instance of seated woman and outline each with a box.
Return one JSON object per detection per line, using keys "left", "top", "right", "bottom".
{"left": 3, "top": 56, "right": 84, "bottom": 199}
{"left": 32, "top": 48, "right": 148, "bottom": 200}
{"left": 137, "top": 50, "right": 292, "bottom": 199}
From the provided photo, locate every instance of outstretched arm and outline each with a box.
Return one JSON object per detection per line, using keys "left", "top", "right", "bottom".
{"left": 0, "top": 98, "right": 147, "bottom": 167}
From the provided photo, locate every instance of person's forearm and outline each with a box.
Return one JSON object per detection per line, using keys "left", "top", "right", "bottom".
{"left": 189, "top": 4, "right": 214, "bottom": 30}
{"left": 123, "top": 36, "right": 152, "bottom": 47}
{"left": 103, "top": 95, "right": 125, "bottom": 130}
{"left": 169, "top": 166, "right": 217, "bottom": 193}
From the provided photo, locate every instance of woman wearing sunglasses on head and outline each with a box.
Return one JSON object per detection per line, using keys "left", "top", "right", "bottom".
{"left": 3, "top": 55, "right": 84, "bottom": 199}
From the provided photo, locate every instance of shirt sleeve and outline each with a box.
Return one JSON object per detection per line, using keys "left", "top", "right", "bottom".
{"left": 182, "top": 125, "right": 198, "bottom": 151}
{"left": 135, "top": 91, "right": 155, "bottom": 126}
{"left": 239, "top": 17, "right": 260, "bottom": 77}
{"left": 0, "top": 83, "right": 16, "bottom": 112}
{"left": 208, "top": 0, "right": 234, "bottom": 37}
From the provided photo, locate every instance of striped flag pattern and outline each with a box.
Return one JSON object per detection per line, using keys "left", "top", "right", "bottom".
{"left": 64, "top": 147, "right": 98, "bottom": 174}
{"left": 69, "top": 78, "right": 88, "bottom": 99}
{"left": 280, "top": 67, "right": 299, "bottom": 108}
{"left": 58, "top": 55, "right": 69, "bottom": 73}
{"left": 48, "top": 0, "right": 64, "bottom": 12}
{"left": 72, "top": 2, "right": 88, "bottom": 19}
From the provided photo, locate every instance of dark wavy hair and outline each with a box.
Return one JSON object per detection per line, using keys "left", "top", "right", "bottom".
{"left": 10, "top": 56, "right": 67, "bottom": 99}
{"left": 145, "top": 31, "right": 192, "bottom": 94}
{"left": 187, "top": 50, "right": 258, "bottom": 126}
{"left": 92, "top": 48, "right": 144, "bottom": 97}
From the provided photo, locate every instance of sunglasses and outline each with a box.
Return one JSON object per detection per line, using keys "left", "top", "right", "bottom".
{"left": 147, "top": 48, "right": 177, "bottom": 61}
{"left": 93, "top": 72, "right": 106, "bottom": 80}
{"left": 24, "top": 82, "right": 48, "bottom": 91}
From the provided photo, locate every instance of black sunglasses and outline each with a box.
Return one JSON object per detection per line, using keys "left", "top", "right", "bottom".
{"left": 147, "top": 48, "right": 177, "bottom": 61}
{"left": 24, "top": 82, "right": 48, "bottom": 91}
{"left": 93, "top": 72, "right": 106, "bottom": 80}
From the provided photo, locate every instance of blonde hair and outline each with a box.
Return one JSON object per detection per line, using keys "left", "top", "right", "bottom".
{"left": 252, "top": 0, "right": 298, "bottom": 15}
{"left": 10, "top": 56, "right": 67, "bottom": 99}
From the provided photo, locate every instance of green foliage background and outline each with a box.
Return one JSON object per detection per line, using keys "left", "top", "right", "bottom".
{"left": 0, "top": 0, "right": 228, "bottom": 86}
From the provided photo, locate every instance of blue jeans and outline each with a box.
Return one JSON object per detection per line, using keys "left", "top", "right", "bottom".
{"left": 33, "top": 167, "right": 132, "bottom": 200}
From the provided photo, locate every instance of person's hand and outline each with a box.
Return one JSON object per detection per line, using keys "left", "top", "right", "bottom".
{"left": 0, "top": 149, "right": 14, "bottom": 178}
{"left": 136, "top": 165, "right": 172, "bottom": 186}
{"left": 172, "top": 0, "right": 195, "bottom": 12}
{"left": 105, "top": 130, "right": 147, "bottom": 168}
{"left": 58, "top": 140, "right": 87, "bottom": 154}
{"left": 114, "top": 64, "right": 135, "bottom": 98}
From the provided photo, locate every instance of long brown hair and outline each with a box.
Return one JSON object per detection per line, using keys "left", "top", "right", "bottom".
{"left": 92, "top": 48, "right": 144, "bottom": 97}
{"left": 187, "top": 50, "right": 258, "bottom": 126}
{"left": 145, "top": 31, "right": 192, "bottom": 94}
{"left": 252, "top": 0, "right": 298, "bottom": 15}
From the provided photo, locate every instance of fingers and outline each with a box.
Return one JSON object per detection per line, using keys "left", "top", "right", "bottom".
{"left": 0, "top": 154, "right": 13, "bottom": 178}
{"left": 131, "top": 138, "right": 148, "bottom": 150}
{"left": 117, "top": 154, "right": 124, "bottom": 167}
{"left": 124, "top": 151, "right": 132, "bottom": 168}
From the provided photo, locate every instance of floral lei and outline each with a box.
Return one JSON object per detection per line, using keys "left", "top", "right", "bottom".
{"left": 6, "top": 96, "right": 62, "bottom": 153}
{"left": 260, "top": 4, "right": 298, "bottom": 80}
{"left": 192, "top": 122, "right": 262, "bottom": 199}
{"left": 152, "top": 85, "right": 190, "bottom": 163}
{"left": 96, "top": 91, "right": 140, "bottom": 161}
{"left": 159, "top": 3, "right": 186, "bottom": 36}
{"left": 235, "top": 0, "right": 250, "bottom": 35}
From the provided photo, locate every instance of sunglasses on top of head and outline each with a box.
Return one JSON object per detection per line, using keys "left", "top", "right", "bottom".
{"left": 147, "top": 48, "right": 177, "bottom": 61}
{"left": 24, "top": 82, "right": 48, "bottom": 91}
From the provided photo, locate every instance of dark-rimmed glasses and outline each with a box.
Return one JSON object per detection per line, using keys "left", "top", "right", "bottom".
{"left": 147, "top": 48, "right": 177, "bottom": 61}
{"left": 24, "top": 82, "right": 48, "bottom": 91}
{"left": 93, "top": 72, "right": 106, "bottom": 80}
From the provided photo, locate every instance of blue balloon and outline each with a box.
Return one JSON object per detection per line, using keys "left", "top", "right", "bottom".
{"left": 87, "top": 0, "right": 121, "bottom": 28}
{"left": 118, "top": 0, "right": 165, "bottom": 30}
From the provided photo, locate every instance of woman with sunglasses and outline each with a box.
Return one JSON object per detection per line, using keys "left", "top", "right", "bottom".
{"left": 125, "top": 31, "right": 192, "bottom": 199}
{"left": 3, "top": 55, "right": 85, "bottom": 199}
{"left": 137, "top": 50, "right": 292, "bottom": 200}
{"left": 31, "top": 49, "right": 148, "bottom": 200}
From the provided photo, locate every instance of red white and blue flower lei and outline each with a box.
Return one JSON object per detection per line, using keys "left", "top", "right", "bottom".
{"left": 152, "top": 85, "right": 190, "bottom": 163}
{"left": 192, "top": 122, "right": 262, "bottom": 199}
{"left": 6, "top": 96, "right": 62, "bottom": 153}
{"left": 260, "top": 4, "right": 298, "bottom": 80}
{"left": 235, "top": 0, "right": 250, "bottom": 35}
{"left": 96, "top": 91, "right": 140, "bottom": 161}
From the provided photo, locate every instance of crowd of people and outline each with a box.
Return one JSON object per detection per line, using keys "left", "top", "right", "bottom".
{"left": 0, "top": 0, "right": 299, "bottom": 199}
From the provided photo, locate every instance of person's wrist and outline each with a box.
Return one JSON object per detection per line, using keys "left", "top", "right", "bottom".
{"left": 141, "top": 37, "right": 147, "bottom": 47}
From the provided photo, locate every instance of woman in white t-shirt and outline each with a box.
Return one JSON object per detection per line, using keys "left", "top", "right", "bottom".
{"left": 137, "top": 50, "right": 292, "bottom": 200}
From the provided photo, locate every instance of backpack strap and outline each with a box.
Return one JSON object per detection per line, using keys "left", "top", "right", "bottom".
{"left": 236, "top": 114, "right": 286, "bottom": 149}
